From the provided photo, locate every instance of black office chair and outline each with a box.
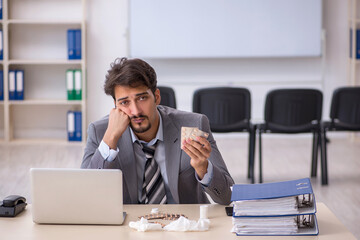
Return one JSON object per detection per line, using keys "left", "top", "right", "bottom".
{"left": 257, "top": 89, "right": 323, "bottom": 184}
{"left": 320, "top": 87, "right": 360, "bottom": 185}
{"left": 158, "top": 86, "right": 177, "bottom": 109}
{"left": 193, "top": 87, "right": 256, "bottom": 183}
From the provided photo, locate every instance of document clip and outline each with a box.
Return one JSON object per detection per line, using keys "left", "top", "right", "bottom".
{"left": 296, "top": 194, "right": 314, "bottom": 208}
{"left": 297, "top": 214, "right": 315, "bottom": 228}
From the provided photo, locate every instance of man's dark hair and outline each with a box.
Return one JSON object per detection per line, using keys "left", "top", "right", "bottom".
{"left": 104, "top": 57, "right": 157, "bottom": 100}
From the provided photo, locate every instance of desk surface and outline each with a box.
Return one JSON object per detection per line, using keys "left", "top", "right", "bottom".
{"left": 0, "top": 203, "right": 356, "bottom": 240}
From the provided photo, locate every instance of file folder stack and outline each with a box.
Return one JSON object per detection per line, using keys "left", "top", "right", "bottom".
{"left": 67, "top": 111, "right": 82, "bottom": 142}
{"left": 230, "top": 178, "right": 319, "bottom": 236}
{"left": 8, "top": 70, "right": 24, "bottom": 100}
{"left": 66, "top": 69, "right": 82, "bottom": 100}
{"left": 67, "top": 29, "right": 81, "bottom": 60}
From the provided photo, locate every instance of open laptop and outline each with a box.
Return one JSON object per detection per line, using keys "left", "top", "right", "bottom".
{"left": 30, "top": 168, "right": 125, "bottom": 225}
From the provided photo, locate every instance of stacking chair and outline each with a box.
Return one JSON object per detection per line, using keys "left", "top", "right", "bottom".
{"left": 193, "top": 87, "right": 256, "bottom": 183}
{"left": 257, "top": 89, "right": 323, "bottom": 184}
{"left": 158, "top": 86, "right": 177, "bottom": 109}
{"left": 320, "top": 87, "right": 360, "bottom": 185}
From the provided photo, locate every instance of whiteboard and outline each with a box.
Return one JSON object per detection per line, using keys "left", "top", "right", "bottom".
{"left": 129, "top": 0, "right": 322, "bottom": 58}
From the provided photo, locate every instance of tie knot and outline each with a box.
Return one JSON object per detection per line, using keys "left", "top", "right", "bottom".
{"left": 141, "top": 143, "right": 156, "bottom": 156}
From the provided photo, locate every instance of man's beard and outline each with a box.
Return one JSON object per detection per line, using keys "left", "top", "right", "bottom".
{"left": 130, "top": 115, "right": 151, "bottom": 133}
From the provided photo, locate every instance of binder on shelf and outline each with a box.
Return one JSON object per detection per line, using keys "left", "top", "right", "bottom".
{"left": 67, "top": 111, "right": 82, "bottom": 142}
{"left": 74, "top": 111, "right": 82, "bottom": 141}
{"left": 67, "top": 29, "right": 81, "bottom": 60}
{"left": 0, "top": 0, "right": 2, "bottom": 20}
{"left": 349, "top": 29, "right": 360, "bottom": 59}
{"left": 66, "top": 70, "right": 75, "bottom": 100}
{"left": 75, "top": 29, "right": 82, "bottom": 59}
{"left": 67, "top": 111, "right": 75, "bottom": 141}
{"left": 0, "top": 70, "right": 3, "bottom": 101}
{"left": 67, "top": 29, "right": 75, "bottom": 60}
{"left": 0, "top": 29, "right": 3, "bottom": 60}
{"left": 15, "top": 70, "right": 24, "bottom": 100}
{"left": 74, "top": 69, "right": 82, "bottom": 100}
{"left": 8, "top": 70, "right": 16, "bottom": 100}
{"left": 230, "top": 178, "right": 318, "bottom": 236}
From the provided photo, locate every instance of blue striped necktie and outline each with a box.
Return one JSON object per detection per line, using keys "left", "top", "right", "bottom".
{"left": 140, "top": 143, "right": 167, "bottom": 204}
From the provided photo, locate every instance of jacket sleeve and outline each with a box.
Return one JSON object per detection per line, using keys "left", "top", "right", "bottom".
{"left": 199, "top": 115, "right": 235, "bottom": 205}
{"left": 81, "top": 123, "right": 119, "bottom": 169}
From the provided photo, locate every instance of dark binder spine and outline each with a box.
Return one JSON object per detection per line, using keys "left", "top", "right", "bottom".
{"left": 75, "top": 29, "right": 82, "bottom": 59}
{"left": 357, "top": 29, "right": 360, "bottom": 59}
{"left": 0, "top": 29, "right": 3, "bottom": 60}
{"left": 74, "top": 69, "right": 82, "bottom": 100}
{"left": 67, "top": 111, "right": 75, "bottom": 141}
{"left": 66, "top": 69, "right": 75, "bottom": 100}
{"left": 351, "top": 29, "right": 360, "bottom": 59}
{"left": 0, "top": 0, "right": 2, "bottom": 20}
{"left": 67, "top": 29, "right": 75, "bottom": 60}
{"left": 15, "top": 70, "right": 24, "bottom": 100}
{"left": 74, "top": 111, "right": 82, "bottom": 141}
{"left": 8, "top": 70, "right": 16, "bottom": 100}
{"left": 0, "top": 70, "right": 3, "bottom": 101}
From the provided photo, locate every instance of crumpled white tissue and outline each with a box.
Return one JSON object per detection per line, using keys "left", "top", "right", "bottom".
{"left": 129, "top": 217, "right": 163, "bottom": 232}
{"left": 164, "top": 216, "right": 210, "bottom": 231}
{"left": 129, "top": 216, "right": 210, "bottom": 232}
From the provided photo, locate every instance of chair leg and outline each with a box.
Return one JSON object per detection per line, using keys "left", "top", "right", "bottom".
{"left": 320, "top": 129, "right": 328, "bottom": 185}
{"left": 248, "top": 128, "right": 255, "bottom": 184}
{"left": 311, "top": 132, "right": 318, "bottom": 177}
{"left": 259, "top": 130, "right": 263, "bottom": 183}
{"left": 247, "top": 131, "right": 252, "bottom": 179}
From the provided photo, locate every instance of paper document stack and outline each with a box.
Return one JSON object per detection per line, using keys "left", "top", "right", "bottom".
{"left": 230, "top": 178, "right": 319, "bottom": 236}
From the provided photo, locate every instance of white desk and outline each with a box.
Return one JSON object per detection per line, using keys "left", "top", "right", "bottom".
{"left": 0, "top": 203, "right": 356, "bottom": 240}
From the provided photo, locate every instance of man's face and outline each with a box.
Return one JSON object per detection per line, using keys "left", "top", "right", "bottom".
{"left": 114, "top": 85, "right": 161, "bottom": 135}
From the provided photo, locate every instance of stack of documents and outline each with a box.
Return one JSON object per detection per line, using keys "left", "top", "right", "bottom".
{"left": 230, "top": 178, "right": 319, "bottom": 236}
{"left": 233, "top": 196, "right": 299, "bottom": 216}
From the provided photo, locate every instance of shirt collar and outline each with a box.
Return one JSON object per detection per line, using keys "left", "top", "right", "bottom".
{"left": 129, "top": 110, "right": 163, "bottom": 146}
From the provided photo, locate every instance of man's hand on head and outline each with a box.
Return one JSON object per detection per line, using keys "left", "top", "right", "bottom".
{"left": 103, "top": 108, "right": 130, "bottom": 150}
{"left": 181, "top": 136, "right": 212, "bottom": 180}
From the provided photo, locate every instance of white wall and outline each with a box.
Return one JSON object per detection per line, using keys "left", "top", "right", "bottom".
{"left": 86, "top": 0, "right": 349, "bottom": 125}
{"left": 86, "top": 0, "right": 128, "bottom": 122}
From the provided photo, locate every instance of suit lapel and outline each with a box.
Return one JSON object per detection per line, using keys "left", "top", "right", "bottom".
{"left": 160, "top": 108, "right": 181, "bottom": 203}
{"left": 117, "top": 127, "right": 138, "bottom": 203}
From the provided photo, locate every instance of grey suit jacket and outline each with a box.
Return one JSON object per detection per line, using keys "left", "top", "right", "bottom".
{"left": 81, "top": 105, "right": 234, "bottom": 205}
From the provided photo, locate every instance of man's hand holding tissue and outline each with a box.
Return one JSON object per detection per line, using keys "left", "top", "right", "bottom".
{"left": 181, "top": 136, "right": 212, "bottom": 180}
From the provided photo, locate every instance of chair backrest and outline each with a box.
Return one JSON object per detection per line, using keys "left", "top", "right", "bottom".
{"left": 264, "top": 89, "right": 323, "bottom": 127}
{"left": 193, "top": 87, "right": 251, "bottom": 132}
{"left": 158, "top": 86, "right": 177, "bottom": 109}
{"left": 330, "top": 87, "right": 360, "bottom": 126}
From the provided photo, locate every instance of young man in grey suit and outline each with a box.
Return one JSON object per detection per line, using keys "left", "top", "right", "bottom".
{"left": 81, "top": 58, "right": 234, "bottom": 205}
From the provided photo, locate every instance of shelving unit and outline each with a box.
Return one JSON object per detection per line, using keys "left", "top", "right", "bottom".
{"left": 349, "top": 0, "right": 360, "bottom": 86}
{"left": 0, "top": 0, "right": 86, "bottom": 144}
